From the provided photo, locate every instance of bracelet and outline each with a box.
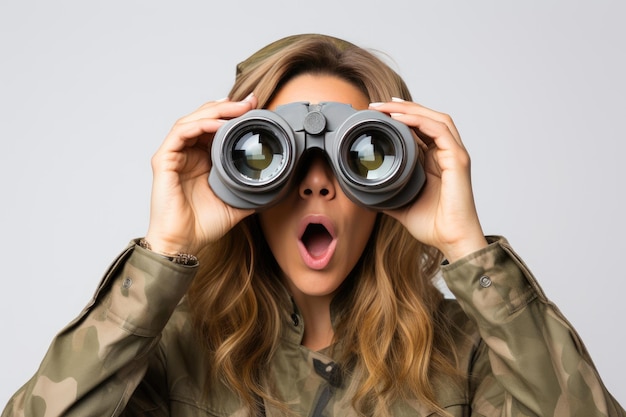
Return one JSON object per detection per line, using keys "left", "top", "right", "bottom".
{"left": 138, "top": 238, "right": 198, "bottom": 266}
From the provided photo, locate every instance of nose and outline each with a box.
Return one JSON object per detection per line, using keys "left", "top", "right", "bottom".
{"left": 298, "top": 155, "right": 336, "bottom": 200}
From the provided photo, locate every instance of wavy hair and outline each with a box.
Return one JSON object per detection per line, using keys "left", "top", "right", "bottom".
{"left": 188, "top": 34, "right": 460, "bottom": 416}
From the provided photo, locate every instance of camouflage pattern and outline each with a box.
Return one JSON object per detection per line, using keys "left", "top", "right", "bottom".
{"left": 2, "top": 237, "right": 625, "bottom": 416}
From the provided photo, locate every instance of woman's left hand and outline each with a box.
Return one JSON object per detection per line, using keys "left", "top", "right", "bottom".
{"left": 372, "top": 99, "right": 488, "bottom": 263}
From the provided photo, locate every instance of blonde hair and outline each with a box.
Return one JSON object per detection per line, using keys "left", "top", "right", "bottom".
{"left": 188, "top": 34, "right": 460, "bottom": 416}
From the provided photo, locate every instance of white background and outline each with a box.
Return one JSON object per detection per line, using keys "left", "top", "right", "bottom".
{"left": 1, "top": 0, "right": 624, "bottom": 407}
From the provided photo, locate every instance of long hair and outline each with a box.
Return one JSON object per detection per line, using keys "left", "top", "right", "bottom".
{"left": 188, "top": 34, "right": 460, "bottom": 416}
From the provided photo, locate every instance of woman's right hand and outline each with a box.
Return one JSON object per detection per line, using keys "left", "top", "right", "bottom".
{"left": 143, "top": 93, "right": 257, "bottom": 256}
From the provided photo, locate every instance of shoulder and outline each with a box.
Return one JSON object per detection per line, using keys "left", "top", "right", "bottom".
{"left": 156, "top": 298, "right": 244, "bottom": 414}
{"left": 160, "top": 297, "right": 196, "bottom": 351}
{"left": 438, "top": 298, "right": 477, "bottom": 334}
{"left": 437, "top": 298, "right": 482, "bottom": 362}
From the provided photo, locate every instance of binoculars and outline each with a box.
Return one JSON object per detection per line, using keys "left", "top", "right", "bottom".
{"left": 208, "top": 102, "right": 425, "bottom": 210}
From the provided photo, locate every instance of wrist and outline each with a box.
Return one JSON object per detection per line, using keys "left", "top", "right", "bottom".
{"left": 143, "top": 230, "right": 199, "bottom": 254}
{"left": 440, "top": 234, "right": 489, "bottom": 264}
{"left": 138, "top": 238, "right": 199, "bottom": 266}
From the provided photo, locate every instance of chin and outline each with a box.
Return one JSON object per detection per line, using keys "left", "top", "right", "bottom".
{"left": 290, "top": 271, "right": 346, "bottom": 298}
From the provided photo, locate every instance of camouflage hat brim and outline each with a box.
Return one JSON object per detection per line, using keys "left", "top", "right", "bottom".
{"left": 235, "top": 33, "right": 357, "bottom": 79}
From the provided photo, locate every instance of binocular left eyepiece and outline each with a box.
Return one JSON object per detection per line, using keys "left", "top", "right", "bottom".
{"left": 208, "top": 101, "right": 425, "bottom": 210}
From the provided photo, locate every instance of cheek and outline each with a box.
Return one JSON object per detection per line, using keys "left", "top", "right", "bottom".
{"left": 346, "top": 210, "right": 378, "bottom": 254}
{"left": 258, "top": 213, "right": 278, "bottom": 247}
{"left": 258, "top": 209, "right": 291, "bottom": 256}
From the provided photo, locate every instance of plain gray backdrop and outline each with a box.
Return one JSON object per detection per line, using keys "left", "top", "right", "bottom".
{"left": 1, "top": 0, "right": 624, "bottom": 407}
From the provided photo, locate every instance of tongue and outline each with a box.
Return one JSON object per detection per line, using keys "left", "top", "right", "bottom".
{"left": 303, "top": 224, "right": 332, "bottom": 257}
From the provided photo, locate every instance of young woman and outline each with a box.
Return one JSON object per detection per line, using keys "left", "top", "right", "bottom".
{"left": 3, "top": 34, "right": 624, "bottom": 417}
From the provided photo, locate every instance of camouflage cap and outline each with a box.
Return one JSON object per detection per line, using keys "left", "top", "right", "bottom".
{"left": 235, "top": 34, "right": 358, "bottom": 80}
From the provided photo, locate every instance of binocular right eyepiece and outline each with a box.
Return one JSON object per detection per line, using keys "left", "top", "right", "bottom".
{"left": 208, "top": 101, "right": 425, "bottom": 210}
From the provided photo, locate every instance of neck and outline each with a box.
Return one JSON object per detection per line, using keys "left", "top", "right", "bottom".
{"left": 293, "top": 294, "right": 335, "bottom": 351}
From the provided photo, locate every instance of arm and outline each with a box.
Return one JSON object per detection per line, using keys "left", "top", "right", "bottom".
{"left": 443, "top": 236, "right": 625, "bottom": 416}
{"left": 3, "top": 94, "right": 259, "bottom": 416}
{"left": 1, "top": 242, "right": 196, "bottom": 417}
{"left": 374, "top": 99, "right": 624, "bottom": 415}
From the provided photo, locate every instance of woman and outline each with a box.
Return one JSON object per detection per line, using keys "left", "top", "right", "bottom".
{"left": 2, "top": 34, "right": 624, "bottom": 416}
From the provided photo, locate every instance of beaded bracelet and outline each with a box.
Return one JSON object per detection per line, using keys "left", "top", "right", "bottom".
{"left": 138, "top": 238, "right": 198, "bottom": 266}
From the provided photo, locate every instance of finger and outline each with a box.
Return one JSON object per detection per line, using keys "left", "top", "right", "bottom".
{"left": 391, "top": 112, "right": 464, "bottom": 154}
{"left": 178, "top": 93, "right": 258, "bottom": 124}
{"left": 160, "top": 93, "right": 258, "bottom": 153}
{"left": 161, "top": 118, "right": 227, "bottom": 153}
{"left": 409, "top": 129, "right": 430, "bottom": 154}
{"left": 369, "top": 101, "right": 463, "bottom": 146}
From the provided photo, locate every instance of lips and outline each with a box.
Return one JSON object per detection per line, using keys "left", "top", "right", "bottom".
{"left": 297, "top": 215, "right": 337, "bottom": 270}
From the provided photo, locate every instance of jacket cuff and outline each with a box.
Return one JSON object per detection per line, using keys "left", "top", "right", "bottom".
{"left": 441, "top": 236, "right": 541, "bottom": 326}
{"left": 101, "top": 240, "right": 198, "bottom": 337}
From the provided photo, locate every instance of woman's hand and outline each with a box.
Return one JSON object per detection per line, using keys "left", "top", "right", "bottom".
{"left": 144, "top": 94, "right": 257, "bottom": 256}
{"left": 372, "top": 99, "right": 488, "bottom": 263}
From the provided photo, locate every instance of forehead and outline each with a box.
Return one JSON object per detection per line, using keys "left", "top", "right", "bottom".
{"left": 267, "top": 74, "right": 370, "bottom": 111}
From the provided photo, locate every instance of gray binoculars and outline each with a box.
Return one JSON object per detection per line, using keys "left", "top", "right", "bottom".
{"left": 208, "top": 101, "right": 425, "bottom": 210}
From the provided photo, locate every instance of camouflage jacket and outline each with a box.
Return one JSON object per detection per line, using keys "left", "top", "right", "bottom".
{"left": 2, "top": 236, "right": 624, "bottom": 416}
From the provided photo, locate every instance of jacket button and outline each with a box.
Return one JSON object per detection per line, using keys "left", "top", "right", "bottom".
{"left": 122, "top": 277, "right": 133, "bottom": 289}
{"left": 479, "top": 275, "right": 492, "bottom": 288}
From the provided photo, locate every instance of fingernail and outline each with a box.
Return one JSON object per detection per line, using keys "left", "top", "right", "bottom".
{"left": 369, "top": 102, "right": 384, "bottom": 107}
{"left": 391, "top": 97, "right": 405, "bottom": 102}
{"left": 216, "top": 97, "right": 229, "bottom": 102}
{"left": 390, "top": 112, "right": 403, "bottom": 118}
{"left": 243, "top": 92, "right": 255, "bottom": 102}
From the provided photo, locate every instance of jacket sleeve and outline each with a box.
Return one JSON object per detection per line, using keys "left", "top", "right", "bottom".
{"left": 441, "top": 236, "right": 625, "bottom": 416}
{"left": 1, "top": 240, "right": 197, "bottom": 417}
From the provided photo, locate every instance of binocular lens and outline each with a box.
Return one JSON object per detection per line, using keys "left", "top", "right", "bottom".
{"left": 230, "top": 128, "right": 286, "bottom": 184}
{"left": 345, "top": 128, "right": 398, "bottom": 182}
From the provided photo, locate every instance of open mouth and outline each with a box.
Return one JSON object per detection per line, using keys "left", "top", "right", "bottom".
{"left": 297, "top": 216, "right": 337, "bottom": 270}
{"left": 301, "top": 223, "right": 334, "bottom": 257}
